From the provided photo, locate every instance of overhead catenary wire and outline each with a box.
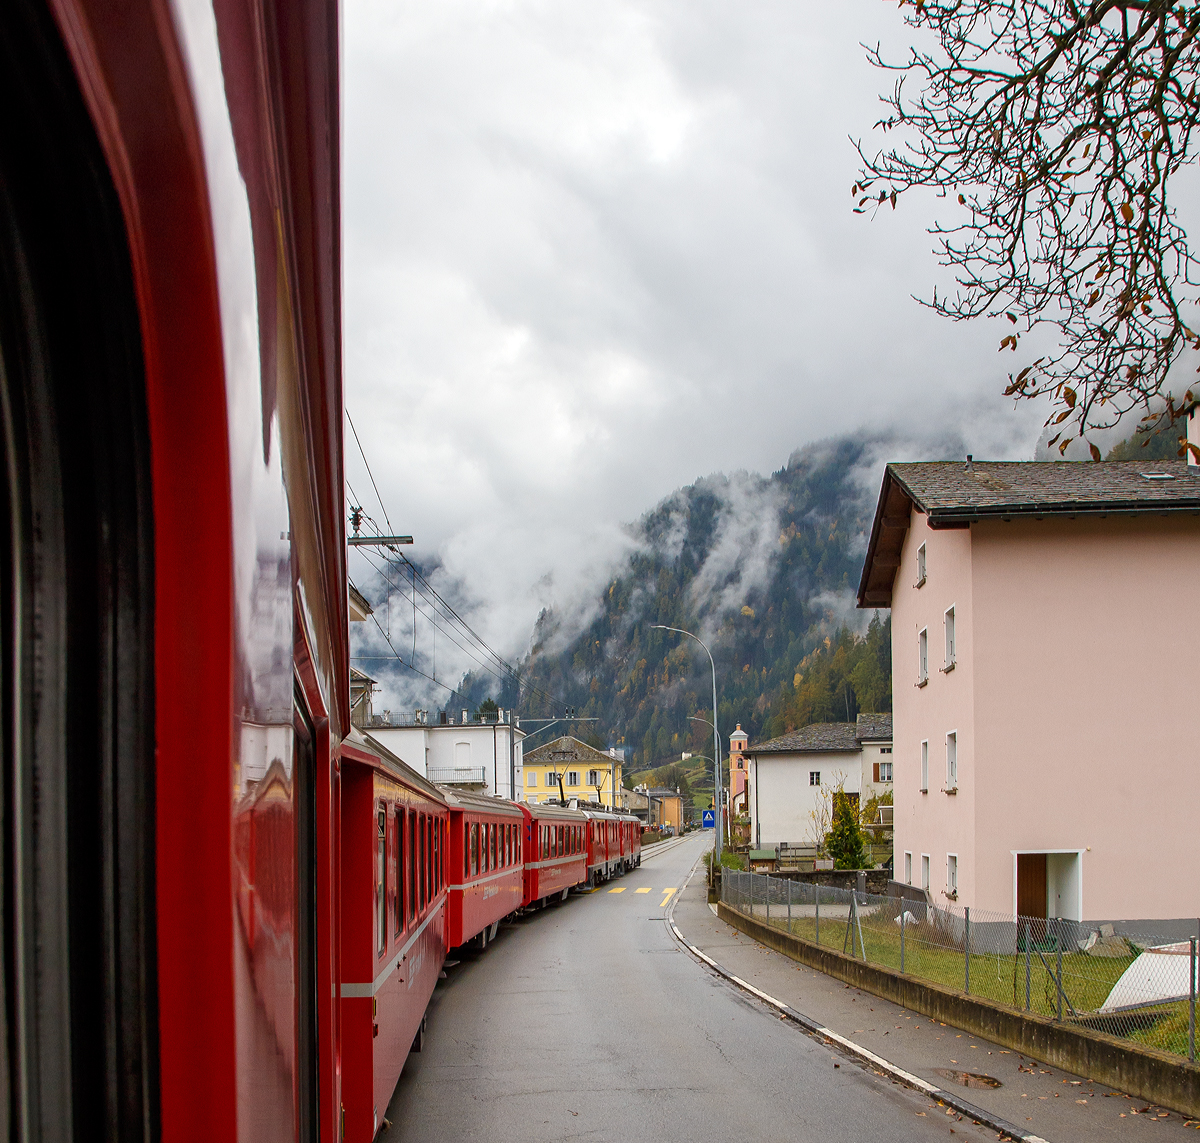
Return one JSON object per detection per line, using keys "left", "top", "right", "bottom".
{"left": 342, "top": 422, "right": 568, "bottom": 714}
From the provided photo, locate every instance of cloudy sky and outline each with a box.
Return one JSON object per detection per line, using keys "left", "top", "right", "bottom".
{"left": 341, "top": 1, "right": 1052, "bottom": 704}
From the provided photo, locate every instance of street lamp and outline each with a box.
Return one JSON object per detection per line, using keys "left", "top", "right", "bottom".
{"left": 651, "top": 625, "right": 723, "bottom": 858}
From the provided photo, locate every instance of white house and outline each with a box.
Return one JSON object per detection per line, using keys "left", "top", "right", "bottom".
{"left": 746, "top": 714, "right": 893, "bottom": 850}
{"left": 367, "top": 710, "right": 525, "bottom": 802}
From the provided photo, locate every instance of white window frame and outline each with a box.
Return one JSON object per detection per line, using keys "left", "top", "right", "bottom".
{"left": 879, "top": 760, "right": 893, "bottom": 782}
{"left": 945, "top": 732, "right": 957, "bottom": 792}
{"left": 904, "top": 852, "right": 912, "bottom": 885}
{"left": 946, "top": 853, "right": 958, "bottom": 899}
{"left": 943, "top": 605, "right": 956, "bottom": 671}
{"left": 567, "top": 771, "right": 579, "bottom": 787}
{"left": 809, "top": 771, "right": 821, "bottom": 786}
{"left": 918, "top": 628, "right": 928, "bottom": 686}
{"left": 920, "top": 740, "right": 929, "bottom": 793}
{"left": 921, "top": 853, "right": 930, "bottom": 891}
{"left": 916, "top": 542, "right": 927, "bottom": 587}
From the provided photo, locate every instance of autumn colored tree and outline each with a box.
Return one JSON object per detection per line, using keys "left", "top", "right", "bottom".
{"left": 857, "top": 0, "right": 1200, "bottom": 455}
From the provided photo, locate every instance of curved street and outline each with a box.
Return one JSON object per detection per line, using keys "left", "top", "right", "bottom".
{"left": 386, "top": 832, "right": 998, "bottom": 1142}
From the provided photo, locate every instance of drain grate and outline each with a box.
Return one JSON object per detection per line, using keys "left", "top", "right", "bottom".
{"left": 933, "top": 1069, "right": 1002, "bottom": 1089}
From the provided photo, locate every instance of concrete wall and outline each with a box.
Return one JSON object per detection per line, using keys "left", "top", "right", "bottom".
{"left": 893, "top": 507, "right": 1200, "bottom": 919}
{"left": 892, "top": 510, "right": 976, "bottom": 909}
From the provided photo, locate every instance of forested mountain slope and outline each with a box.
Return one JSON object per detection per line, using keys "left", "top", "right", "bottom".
{"left": 468, "top": 437, "right": 895, "bottom": 771}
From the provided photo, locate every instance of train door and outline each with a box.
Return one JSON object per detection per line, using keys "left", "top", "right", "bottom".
{"left": 0, "top": 3, "right": 158, "bottom": 1138}
{"left": 294, "top": 699, "right": 319, "bottom": 1143}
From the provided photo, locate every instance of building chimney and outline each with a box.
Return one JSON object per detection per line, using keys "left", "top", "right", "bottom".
{"left": 462, "top": 710, "right": 469, "bottom": 724}
{"left": 965, "top": 454, "right": 974, "bottom": 473}
{"left": 439, "top": 710, "right": 447, "bottom": 726}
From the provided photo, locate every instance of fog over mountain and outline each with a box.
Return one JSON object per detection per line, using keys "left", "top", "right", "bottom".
{"left": 342, "top": 0, "right": 1068, "bottom": 723}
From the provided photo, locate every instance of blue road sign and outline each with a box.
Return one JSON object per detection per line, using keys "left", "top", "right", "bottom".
{"left": 702, "top": 809, "right": 715, "bottom": 828}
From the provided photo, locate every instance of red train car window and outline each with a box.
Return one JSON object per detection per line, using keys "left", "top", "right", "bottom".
{"left": 376, "top": 806, "right": 386, "bottom": 955}
{"left": 419, "top": 814, "right": 427, "bottom": 911}
{"left": 409, "top": 812, "right": 417, "bottom": 919}
{"left": 488, "top": 824, "right": 495, "bottom": 870}
{"left": 395, "top": 812, "right": 405, "bottom": 936}
{"left": 426, "top": 816, "right": 433, "bottom": 896}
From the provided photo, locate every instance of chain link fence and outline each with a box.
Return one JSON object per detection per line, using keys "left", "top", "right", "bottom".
{"left": 721, "top": 870, "right": 1199, "bottom": 1061}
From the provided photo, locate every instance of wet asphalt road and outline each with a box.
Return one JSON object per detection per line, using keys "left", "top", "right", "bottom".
{"left": 385, "top": 832, "right": 1000, "bottom": 1143}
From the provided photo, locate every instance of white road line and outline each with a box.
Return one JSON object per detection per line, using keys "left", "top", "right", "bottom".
{"left": 665, "top": 852, "right": 1052, "bottom": 1143}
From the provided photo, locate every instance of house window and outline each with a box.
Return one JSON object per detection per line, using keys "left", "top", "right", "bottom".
{"left": 527, "top": 771, "right": 537, "bottom": 787}
{"left": 737, "top": 760, "right": 743, "bottom": 769}
{"left": 904, "top": 852, "right": 912, "bottom": 885}
{"left": 880, "top": 746, "right": 892, "bottom": 754}
{"left": 947, "top": 853, "right": 958, "bottom": 897}
{"left": 944, "top": 607, "right": 956, "bottom": 669}
{"left": 547, "top": 772, "right": 560, "bottom": 787}
{"left": 809, "top": 771, "right": 820, "bottom": 786}
{"left": 921, "top": 854, "right": 930, "bottom": 891}
{"left": 916, "top": 542, "right": 926, "bottom": 586}
{"left": 879, "top": 761, "right": 893, "bottom": 782}
{"left": 946, "top": 732, "right": 957, "bottom": 790}
{"left": 567, "top": 771, "right": 579, "bottom": 787}
{"left": 920, "top": 741, "right": 928, "bottom": 792}
{"left": 918, "top": 628, "right": 928, "bottom": 684}
{"left": 587, "top": 769, "right": 600, "bottom": 786}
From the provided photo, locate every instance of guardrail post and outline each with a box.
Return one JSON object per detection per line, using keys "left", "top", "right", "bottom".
{"left": 964, "top": 906, "right": 970, "bottom": 995}
{"left": 1056, "top": 945, "right": 1063, "bottom": 1022}
{"left": 1024, "top": 920, "right": 1031, "bottom": 1011}
{"left": 1190, "top": 936, "right": 1196, "bottom": 1063}
{"left": 900, "top": 907, "right": 905, "bottom": 974}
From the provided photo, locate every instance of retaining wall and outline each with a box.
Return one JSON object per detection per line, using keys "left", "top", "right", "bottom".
{"left": 717, "top": 901, "right": 1200, "bottom": 1119}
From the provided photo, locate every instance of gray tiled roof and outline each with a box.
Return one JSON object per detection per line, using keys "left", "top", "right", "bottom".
{"left": 855, "top": 712, "right": 893, "bottom": 742}
{"left": 890, "top": 460, "right": 1200, "bottom": 518}
{"left": 749, "top": 722, "right": 861, "bottom": 754}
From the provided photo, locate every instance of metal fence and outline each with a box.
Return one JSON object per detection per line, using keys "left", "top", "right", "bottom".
{"left": 722, "top": 870, "right": 1199, "bottom": 1061}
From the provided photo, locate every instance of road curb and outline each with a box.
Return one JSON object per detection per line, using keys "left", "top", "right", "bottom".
{"left": 666, "top": 854, "right": 1051, "bottom": 1143}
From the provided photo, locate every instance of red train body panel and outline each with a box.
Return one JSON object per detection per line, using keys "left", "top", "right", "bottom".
{"left": 340, "top": 729, "right": 447, "bottom": 1143}
{"left": 443, "top": 790, "right": 526, "bottom": 949}
{"left": 521, "top": 802, "right": 589, "bottom": 906}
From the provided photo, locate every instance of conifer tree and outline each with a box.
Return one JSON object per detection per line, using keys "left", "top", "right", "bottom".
{"left": 827, "top": 791, "right": 866, "bottom": 871}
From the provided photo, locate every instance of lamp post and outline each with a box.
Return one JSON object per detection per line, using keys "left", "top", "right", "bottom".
{"left": 651, "top": 625, "right": 722, "bottom": 858}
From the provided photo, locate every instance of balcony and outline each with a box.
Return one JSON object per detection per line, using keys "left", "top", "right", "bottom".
{"left": 428, "top": 767, "right": 487, "bottom": 787}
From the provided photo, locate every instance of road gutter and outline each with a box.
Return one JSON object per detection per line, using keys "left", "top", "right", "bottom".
{"left": 666, "top": 854, "right": 1051, "bottom": 1143}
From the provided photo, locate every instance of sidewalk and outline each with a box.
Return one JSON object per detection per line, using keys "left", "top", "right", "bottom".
{"left": 671, "top": 874, "right": 1197, "bottom": 1142}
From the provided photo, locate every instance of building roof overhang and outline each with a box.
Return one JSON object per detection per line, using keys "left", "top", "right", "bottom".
{"left": 857, "top": 460, "right": 1200, "bottom": 609}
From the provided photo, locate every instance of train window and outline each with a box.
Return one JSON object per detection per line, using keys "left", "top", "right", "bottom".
{"left": 490, "top": 823, "right": 497, "bottom": 869}
{"left": 426, "top": 816, "right": 433, "bottom": 899}
{"left": 419, "top": 813, "right": 427, "bottom": 911}
{"left": 470, "top": 822, "right": 478, "bottom": 877}
{"left": 409, "top": 812, "right": 417, "bottom": 919}
{"left": 377, "top": 806, "right": 386, "bottom": 955}
{"left": 396, "top": 811, "right": 405, "bottom": 935}
{"left": 432, "top": 817, "right": 439, "bottom": 893}
{"left": 464, "top": 821, "right": 470, "bottom": 878}
{"left": 507, "top": 824, "right": 513, "bottom": 865}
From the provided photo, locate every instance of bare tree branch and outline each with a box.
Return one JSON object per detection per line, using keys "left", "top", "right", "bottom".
{"left": 857, "top": 0, "right": 1200, "bottom": 453}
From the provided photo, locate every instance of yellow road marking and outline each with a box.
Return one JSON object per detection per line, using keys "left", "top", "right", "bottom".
{"left": 608, "top": 887, "right": 625, "bottom": 893}
{"left": 635, "top": 887, "right": 652, "bottom": 894}
{"left": 660, "top": 887, "right": 677, "bottom": 908}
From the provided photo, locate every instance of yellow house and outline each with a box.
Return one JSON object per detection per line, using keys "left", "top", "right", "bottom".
{"left": 522, "top": 736, "right": 623, "bottom": 810}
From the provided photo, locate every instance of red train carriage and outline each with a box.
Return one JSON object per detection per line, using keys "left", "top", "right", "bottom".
{"left": 0, "top": 1, "right": 346, "bottom": 1140}
{"left": 621, "top": 813, "right": 643, "bottom": 870}
{"left": 340, "top": 728, "right": 448, "bottom": 1143}
{"left": 520, "top": 803, "right": 589, "bottom": 906}
{"left": 443, "top": 790, "right": 525, "bottom": 950}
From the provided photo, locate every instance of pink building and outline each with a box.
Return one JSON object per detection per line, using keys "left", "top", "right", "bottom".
{"left": 728, "top": 724, "right": 749, "bottom": 817}
{"left": 859, "top": 460, "right": 1200, "bottom": 923}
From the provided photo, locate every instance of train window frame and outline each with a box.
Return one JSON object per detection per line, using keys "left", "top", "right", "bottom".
{"left": 376, "top": 805, "right": 386, "bottom": 956}
{"left": 490, "top": 823, "right": 497, "bottom": 869}
{"left": 409, "top": 811, "right": 417, "bottom": 920}
{"left": 395, "top": 810, "right": 404, "bottom": 937}
{"left": 470, "top": 821, "right": 478, "bottom": 877}
{"left": 418, "top": 812, "right": 427, "bottom": 912}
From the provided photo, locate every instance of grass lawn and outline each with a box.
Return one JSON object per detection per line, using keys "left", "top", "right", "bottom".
{"left": 736, "top": 899, "right": 1187, "bottom": 1057}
